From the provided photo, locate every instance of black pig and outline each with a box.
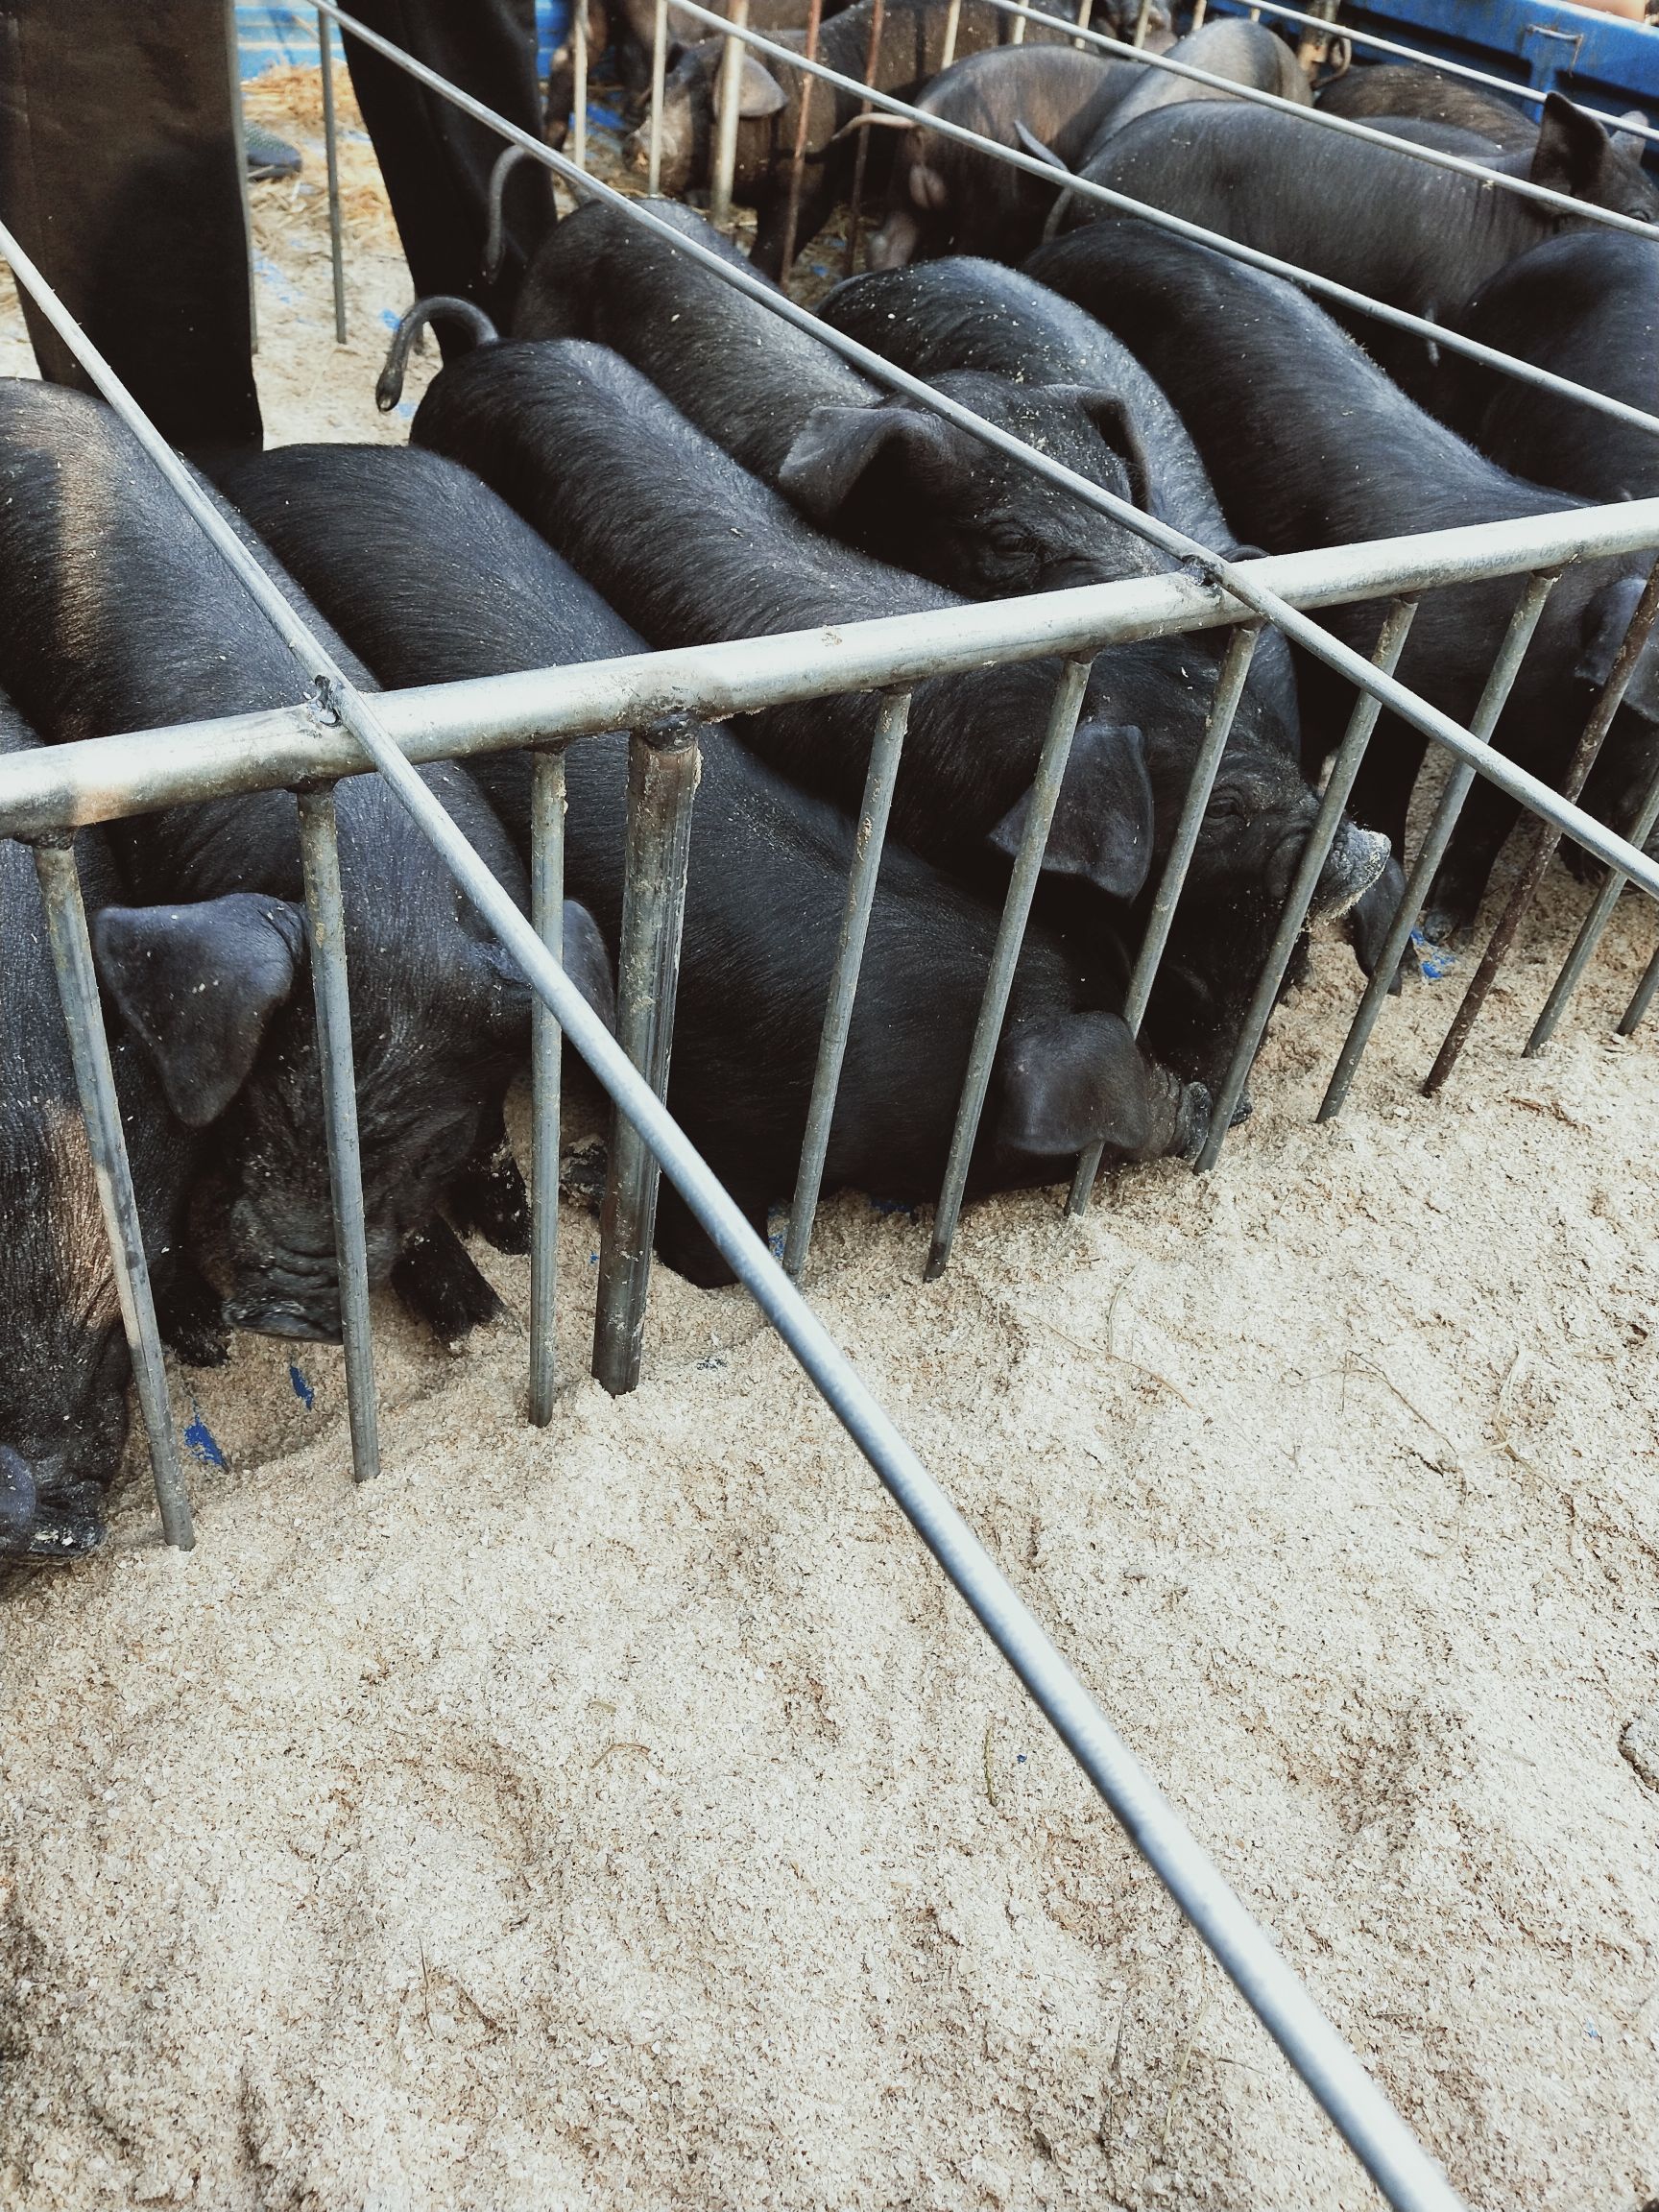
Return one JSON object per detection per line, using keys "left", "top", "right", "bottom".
{"left": 0, "top": 706, "right": 206, "bottom": 1566}
{"left": 1315, "top": 60, "right": 1535, "bottom": 149}
{"left": 0, "top": 381, "right": 605, "bottom": 1349}
{"left": 1067, "top": 94, "right": 1659, "bottom": 400}
{"left": 1029, "top": 217, "right": 1659, "bottom": 935}
{"left": 411, "top": 338, "right": 1386, "bottom": 1088}
{"left": 216, "top": 440, "right": 1210, "bottom": 1281}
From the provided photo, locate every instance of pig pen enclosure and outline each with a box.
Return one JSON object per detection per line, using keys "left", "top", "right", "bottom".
{"left": 3, "top": 7, "right": 1659, "bottom": 2209}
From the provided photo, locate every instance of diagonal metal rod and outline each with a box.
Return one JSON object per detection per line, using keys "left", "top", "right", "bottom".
{"left": 1424, "top": 557, "right": 1659, "bottom": 1094}
{"left": 529, "top": 748, "right": 565, "bottom": 1426}
{"left": 33, "top": 840, "right": 195, "bottom": 1551}
{"left": 985, "top": 0, "right": 1659, "bottom": 238}
{"left": 1069, "top": 622, "right": 1259, "bottom": 1215}
{"left": 1320, "top": 570, "right": 1560, "bottom": 1122}
{"left": 1619, "top": 936, "right": 1659, "bottom": 1035}
{"left": 785, "top": 687, "right": 910, "bottom": 1278}
{"left": 296, "top": 784, "right": 380, "bottom": 1481}
{"left": 320, "top": 8, "right": 349, "bottom": 344}
{"left": 593, "top": 725, "right": 699, "bottom": 1395}
{"left": 927, "top": 659, "right": 1093, "bottom": 1282}
{"left": 1209, "top": 0, "right": 1659, "bottom": 150}
{"left": 665, "top": 0, "right": 1659, "bottom": 438}
{"left": 0, "top": 175, "right": 1465, "bottom": 2212}
{"left": 1199, "top": 598, "right": 1420, "bottom": 1169}
{"left": 1527, "top": 740, "right": 1659, "bottom": 1054}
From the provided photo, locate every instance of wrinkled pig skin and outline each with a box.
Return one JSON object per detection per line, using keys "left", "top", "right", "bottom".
{"left": 0, "top": 706, "right": 212, "bottom": 1570}
{"left": 217, "top": 441, "right": 1211, "bottom": 1284}
{"left": 411, "top": 339, "right": 1386, "bottom": 1091}
{"left": 1028, "top": 218, "right": 1659, "bottom": 937}
{"left": 0, "top": 380, "right": 595, "bottom": 1351}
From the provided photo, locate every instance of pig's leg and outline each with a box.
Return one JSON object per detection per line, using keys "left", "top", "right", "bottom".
{"left": 1423, "top": 781, "right": 1524, "bottom": 944}
{"left": 448, "top": 1101, "right": 531, "bottom": 1255}
{"left": 752, "top": 164, "right": 835, "bottom": 277}
{"left": 154, "top": 1258, "right": 230, "bottom": 1368}
{"left": 653, "top": 1180, "right": 769, "bottom": 1289}
{"left": 392, "top": 1216, "right": 506, "bottom": 1342}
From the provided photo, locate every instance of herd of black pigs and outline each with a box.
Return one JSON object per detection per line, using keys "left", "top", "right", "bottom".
{"left": 4, "top": 3, "right": 1657, "bottom": 1563}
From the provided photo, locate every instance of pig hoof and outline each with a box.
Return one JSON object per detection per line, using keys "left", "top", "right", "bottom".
{"left": 451, "top": 1148, "right": 532, "bottom": 1256}
{"left": 1173, "top": 1081, "right": 1212, "bottom": 1162}
{"left": 1, "top": 1481, "right": 108, "bottom": 1568}
{"left": 392, "top": 1217, "right": 505, "bottom": 1345}
{"left": 1228, "top": 1090, "right": 1253, "bottom": 1129}
{"left": 156, "top": 1263, "right": 230, "bottom": 1369}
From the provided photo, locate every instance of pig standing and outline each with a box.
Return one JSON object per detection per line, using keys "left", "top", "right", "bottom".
{"left": 0, "top": 380, "right": 607, "bottom": 1349}
{"left": 411, "top": 337, "right": 1386, "bottom": 1090}
{"left": 1028, "top": 216, "right": 1659, "bottom": 935}
{"left": 1315, "top": 60, "right": 1535, "bottom": 149}
{"left": 490, "top": 199, "right": 1158, "bottom": 593}
{"left": 1065, "top": 93, "right": 1659, "bottom": 398}
{"left": 216, "top": 440, "right": 1210, "bottom": 1281}
{"left": 0, "top": 706, "right": 208, "bottom": 1566}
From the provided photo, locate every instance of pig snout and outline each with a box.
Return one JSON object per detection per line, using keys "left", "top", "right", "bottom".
{"left": 0, "top": 1445, "right": 108, "bottom": 1565}
{"left": 1314, "top": 822, "right": 1392, "bottom": 917}
{"left": 1143, "top": 1069, "right": 1212, "bottom": 1164}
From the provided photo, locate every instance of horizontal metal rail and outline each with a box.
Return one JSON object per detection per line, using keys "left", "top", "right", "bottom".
{"left": 6, "top": 506, "right": 1659, "bottom": 893}
{"left": 666, "top": 0, "right": 1659, "bottom": 451}
{"left": 1214, "top": 0, "right": 1659, "bottom": 150}
{"left": 981, "top": 0, "right": 1659, "bottom": 238}
{"left": 0, "top": 179, "right": 1464, "bottom": 2212}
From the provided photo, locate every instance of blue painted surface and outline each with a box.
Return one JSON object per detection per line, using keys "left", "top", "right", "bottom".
{"left": 1207, "top": 0, "right": 1659, "bottom": 136}
{"left": 236, "top": 3, "right": 572, "bottom": 83}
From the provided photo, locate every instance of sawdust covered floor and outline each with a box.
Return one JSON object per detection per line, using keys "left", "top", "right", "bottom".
{"left": 3, "top": 64, "right": 1659, "bottom": 2212}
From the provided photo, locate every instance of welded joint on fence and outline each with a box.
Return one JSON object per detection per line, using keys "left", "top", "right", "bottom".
{"left": 31, "top": 833, "right": 195, "bottom": 1551}
{"left": 926, "top": 658, "right": 1094, "bottom": 1281}
{"left": 1320, "top": 569, "right": 1562, "bottom": 1123}
{"left": 592, "top": 717, "right": 701, "bottom": 1396}
{"left": 1426, "top": 554, "right": 1659, "bottom": 1094}
{"left": 785, "top": 686, "right": 911, "bottom": 1279}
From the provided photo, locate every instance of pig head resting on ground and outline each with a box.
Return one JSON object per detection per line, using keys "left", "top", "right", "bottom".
{"left": 219, "top": 440, "right": 1210, "bottom": 1284}
{"left": 0, "top": 379, "right": 611, "bottom": 1349}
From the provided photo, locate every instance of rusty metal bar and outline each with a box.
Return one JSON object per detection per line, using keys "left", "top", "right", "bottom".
{"left": 777, "top": 0, "right": 824, "bottom": 288}
{"left": 647, "top": 0, "right": 670, "bottom": 194}
{"left": 320, "top": 8, "right": 349, "bottom": 342}
{"left": 842, "top": 0, "right": 887, "bottom": 276}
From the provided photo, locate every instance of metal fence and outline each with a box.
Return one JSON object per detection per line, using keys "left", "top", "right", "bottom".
{"left": 8, "top": 3, "right": 1659, "bottom": 2204}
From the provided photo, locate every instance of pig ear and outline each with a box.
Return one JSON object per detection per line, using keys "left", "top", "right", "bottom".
{"left": 476, "top": 902, "right": 616, "bottom": 1040}
{"left": 1611, "top": 108, "right": 1650, "bottom": 161}
{"left": 1054, "top": 386, "right": 1157, "bottom": 518}
{"left": 1578, "top": 577, "right": 1659, "bottom": 722}
{"left": 1530, "top": 93, "right": 1615, "bottom": 202}
{"left": 92, "top": 895, "right": 306, "bottom": 1128}
{"left": 995, "top": 1009, "right": 1152, "bottom": 1158}
{"left": 987, "top": 721, "right": 1153, "bottom": 902}
{"left": 778, "top": 403, "right": 954, "bottom": 524}
{"left": 712, "top": 54, "right": 786, "bottom": 119}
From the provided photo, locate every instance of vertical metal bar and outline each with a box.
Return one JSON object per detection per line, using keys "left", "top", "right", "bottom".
{"left": 940, "top": 0, "right": 963, "bottom": 69}
{"left": 1068, "top": 621, "right": 1261, "bottom": 1216}
{"left": 1618, "top": 936, "right": 1659, "bottom": 1034}
{"left": 1198, "top": 598, "right": 1419, "bottom": 1169}
{"left": 572, "top": 0, "right": 589, "bottom": 175}
{"left": 777, "top": 0, "right": 824, "bottom": 288}
{"left": 926, "top": 659, "right": 1093, "bottom": 1283}
{"left": 1527, "top": 746, "right": 1659, "bottom": 1053}
{"left": 529, "top": 748, "right": 566, "bottom": 1426}
{"left": 33, "top": 840, "right": 194, "bottom": 1551}
{"left": 1011, "top": 0, "right": 1027, "bottom": 44}
{"left": 842, "top": 0, "right": 886, "bottom": 276}
{"left": 593, "top": 725, "right": 700, "bottom": 1396}
{"left": 647, "top": 0, "right": 670, "bottom": 195}
{"left": 785, "top": 688, "right": 910, "bottom": 1278}
{"left": 710, "top": 0, "right": 751, "bottom": 230}
{"left": 1425, "top": 556, "right": 1659, "bottom": 1094}
{"left": 1132, "top": 0, "right": 1154, "bottom": 47}
{"left": 295, "top": 785, "right": 379, "bottom": 1481}
{"left": 1319, "top": 568, "right": 1559, "bottom": 1123}
{"left": 1072, "top": 0, "right": 1094, "bottom": 48}
{"left": 228, "top": 0, "right": 258, "bottom": 354}
{"left": 1190, "top": 0, "right": 1207, "bottom": 27}
{"left": 320, "top": 8, "right": 349, "bottom": 344}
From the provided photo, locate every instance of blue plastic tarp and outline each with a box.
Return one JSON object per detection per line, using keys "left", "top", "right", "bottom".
{"left": 236, "top": 3, "right": 572, "bottom": 81}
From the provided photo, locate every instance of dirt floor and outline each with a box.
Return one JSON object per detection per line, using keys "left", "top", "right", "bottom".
{"left": 2, "top": 64, "right": 1659, "bottom": 2212}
